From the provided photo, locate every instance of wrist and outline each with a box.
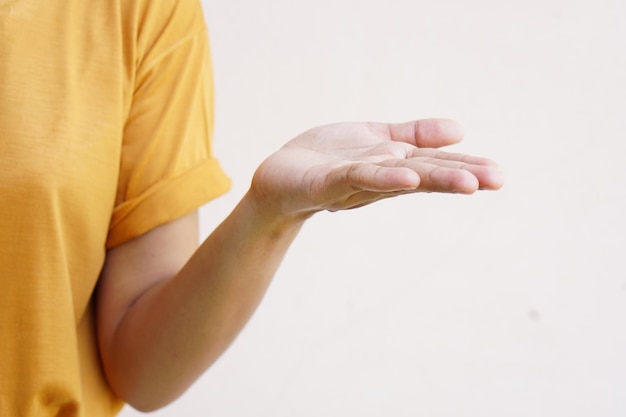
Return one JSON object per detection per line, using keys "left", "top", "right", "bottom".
{"left": 241, "top": 188, "right": 311, "bottom": 234}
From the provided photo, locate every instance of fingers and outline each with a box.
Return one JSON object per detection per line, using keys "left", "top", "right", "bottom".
{"left": 383, "top": 119, "right": 504, "bottom": 190}
{"left": 317, "top": 164, "right": 420, "bottom": 211}
{"left": 383, "top": 154, "right": 503, "bottom": 191}
{"left": 309, "top": 155, "right": 502, "bottom": 213}
{"left": 371, "top": 118, "right": 465, "bottom": 148}
{"left": 328, "top": 159, "right": 473, "bottom": 196}
{"left": 405, "top": 148, "right": 504, "bottom": 191}
{"left": 333, "top": 155, "right": 502, "bottom": 197}
{"left": 339, "top": 163, "right": 421, "bottom": 192}
{"left": 320, "top": 163, "right": 476, "bottom": 212}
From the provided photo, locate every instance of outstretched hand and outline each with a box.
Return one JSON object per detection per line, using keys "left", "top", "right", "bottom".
{"left": 250, "top": 119, "right": 503, "bottom": 220}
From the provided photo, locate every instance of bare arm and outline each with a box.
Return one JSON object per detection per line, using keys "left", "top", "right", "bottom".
{"left": 96, "top": 119, "right": 503, "bottom": 411}
{"left": 97, "top": 194, "right": 303, "bottom": 411}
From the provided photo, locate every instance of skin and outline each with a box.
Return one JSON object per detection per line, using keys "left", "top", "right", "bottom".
{"left": 96, "top": 118, "right": 503, "bottom": 411}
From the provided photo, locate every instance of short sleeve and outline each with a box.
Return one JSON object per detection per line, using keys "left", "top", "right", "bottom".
{"left": 106, "top": 0, "right": 231, "bottom": 248}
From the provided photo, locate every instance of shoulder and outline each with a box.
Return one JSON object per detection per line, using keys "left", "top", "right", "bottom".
{"left": 121, "top": 0, "right": 208, "bottom": 68}
{"left": 123, "top": 0, "right": 207, "bottom": 47}
{"left": 124, "top": 0, "right": 205, "bottom": 20}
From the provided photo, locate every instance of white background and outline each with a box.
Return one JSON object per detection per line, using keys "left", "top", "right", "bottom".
{"left": 121, "top": 0, "right": 626, "bottom": 416}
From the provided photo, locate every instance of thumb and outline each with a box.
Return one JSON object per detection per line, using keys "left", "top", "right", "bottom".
{"left": 385, "top": 118, "right": 465, "bottom": 148}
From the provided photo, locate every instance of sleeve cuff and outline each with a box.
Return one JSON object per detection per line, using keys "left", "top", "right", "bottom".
{"left": 106, "top": 158, "right": 231, "bottom": 249}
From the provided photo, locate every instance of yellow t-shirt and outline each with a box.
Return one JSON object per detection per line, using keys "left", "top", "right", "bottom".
{"left": 0, "top": 0, "right": 230, "bottom": 416}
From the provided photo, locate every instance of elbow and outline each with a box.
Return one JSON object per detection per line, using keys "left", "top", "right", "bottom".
{"left": 102, "top": 358, "right": 191, "bottom": 413}
{"left": 126, "top": 399, "right": 169, "bottom": 414}
{"left": 110, "top": 378, "right": 188, "bottom": 413}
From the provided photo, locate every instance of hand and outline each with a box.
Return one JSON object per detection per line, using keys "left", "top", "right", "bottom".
{"left": 250, "top": 119, "right": 503, "bottom": 219}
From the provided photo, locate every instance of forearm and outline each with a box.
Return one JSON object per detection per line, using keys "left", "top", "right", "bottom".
{"left": 102, "top": 191, "right": 305, "bottom": 411}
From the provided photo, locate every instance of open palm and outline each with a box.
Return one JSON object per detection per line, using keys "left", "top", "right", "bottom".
{"left": 251, "top": 119, "right": 503, "bottom": 218}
